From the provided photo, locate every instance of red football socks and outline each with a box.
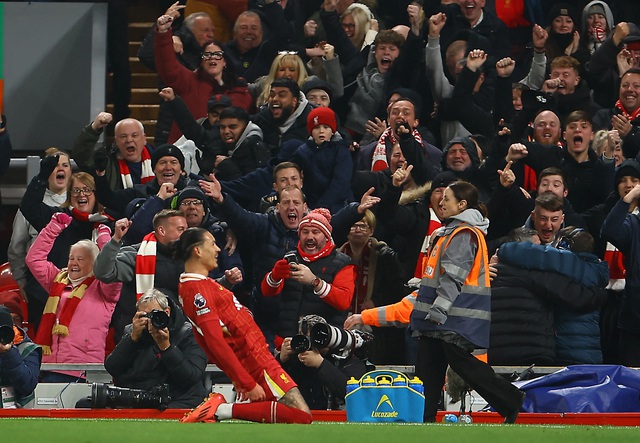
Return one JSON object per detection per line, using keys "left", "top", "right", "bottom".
{"left": 232, "top": 402, "right": 312, "bottom": 424}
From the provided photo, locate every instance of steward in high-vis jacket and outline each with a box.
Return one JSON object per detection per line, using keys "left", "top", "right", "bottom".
{"left": 347, "top": 182, "right": 524, "bottom": 423}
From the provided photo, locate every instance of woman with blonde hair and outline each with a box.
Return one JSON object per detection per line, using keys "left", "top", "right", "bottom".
{"left": 252, "top": 50, "right": 344, "bottom": 108}
{"left": 9, "top": 148, "right": 71, "bottom": 301}
{"left": 252, "top": 53, "right": 309, "bottom": 108}
{"left": 340, "top": 3, "right": 378, "bottom": 51}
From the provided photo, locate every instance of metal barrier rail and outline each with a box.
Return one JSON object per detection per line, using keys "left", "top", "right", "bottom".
{"left": 40, "top": 363, "right": 223, "bottom": 383}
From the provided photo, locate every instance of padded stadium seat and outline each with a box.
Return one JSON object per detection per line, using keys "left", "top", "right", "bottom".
{"left": 0, "top": 262, "right": 35, "bottom": 337}
{"left": 0, "top": 262, "right": 20, "bottom": 292}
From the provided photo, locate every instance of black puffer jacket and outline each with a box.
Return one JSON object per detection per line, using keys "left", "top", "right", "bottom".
{"left": 104, "top": 298, "right": 208, "bottom": 409}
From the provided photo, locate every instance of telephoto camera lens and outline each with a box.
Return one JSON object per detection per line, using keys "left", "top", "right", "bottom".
{"left": 91, "top": 383, "right": 171, "bottom": 410}
{"left": 0, "top": 325, "right": 15, "bottom": 345}
{"left": 310, "top": 323, "right": 354, "bottom": 351}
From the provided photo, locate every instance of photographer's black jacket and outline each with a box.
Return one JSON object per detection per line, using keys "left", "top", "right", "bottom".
{"left": 104, "top": 299, "right": 208, "bottom": 408}
{"left": 278, "top": 351, "right": 371, "bottom": 410}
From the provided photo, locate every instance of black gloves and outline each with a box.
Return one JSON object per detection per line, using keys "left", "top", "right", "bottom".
{"left": 38, "top": 154, "right": 59, "bottom": 181}
{"left": 93, "top": 149, "right": 110, "bottom": 172}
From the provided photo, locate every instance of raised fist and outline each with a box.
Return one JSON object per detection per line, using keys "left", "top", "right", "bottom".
{"left": 38, "top": 155, "right": 59, "bottom": 181}
{"left": 52, "top": 212, "right": 73, "bottom": 228}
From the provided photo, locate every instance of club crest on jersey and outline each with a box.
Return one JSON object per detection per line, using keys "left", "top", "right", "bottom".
{"left": 194, "top": 293, "right": 206, "bottom": 309}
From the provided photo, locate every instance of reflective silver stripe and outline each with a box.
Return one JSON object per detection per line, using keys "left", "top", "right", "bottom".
{"left": 420, "top": 277, "right": 439, "bottom": 287}
{"left": 460, "top": 284, "right": 491, "bottom": 295}
{"left": 432, "top": 297, "right": 453, "bottom": 311}
{"left": 449, "top": 306, "right": 491, "bottom": 321}
{"left": 376, "top": 309, "right": 388, "bottom": 326}
{"left": 414, "top": 300, "right": 433, "bottom": 312}
{"left": 441, "top": 262, "right": 469, "bottom": 281}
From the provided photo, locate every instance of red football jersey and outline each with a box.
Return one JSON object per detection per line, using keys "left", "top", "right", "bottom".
{"left": 178, "top": 273, "right": 275, "bottom": 392}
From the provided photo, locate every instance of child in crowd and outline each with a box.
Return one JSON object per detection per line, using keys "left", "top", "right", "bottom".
{"left": 289, "top": 107, "right": 353, "bottom": 213}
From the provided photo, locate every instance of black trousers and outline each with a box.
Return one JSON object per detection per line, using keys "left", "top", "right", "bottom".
{"left": 619, "top": 329, "right": 640, "bottom": 367}
{"left": 416, "top": 336, "right": 523, "bottom": 422}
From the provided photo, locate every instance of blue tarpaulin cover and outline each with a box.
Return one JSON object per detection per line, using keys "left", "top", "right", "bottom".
{"left": 514, "top": 365, "right": 640, "bottom": 413}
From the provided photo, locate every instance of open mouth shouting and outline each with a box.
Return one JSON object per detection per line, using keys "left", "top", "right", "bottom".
{"left": 160, "top": 170, "right": 176, "bottom": 184}
{"left": 222, "top": 133, "right": 236, "bottom": 144}
{"left": 75, "top": 196, "right": 91, "bottom": 212}
{"left": 270, "top": 102, "right": 283, "bottom": 119}
{"left": 379, "top": 56, "right": 393, "bottom": 70}
{"left": 67, "top": 264, "right": 85, "bottom": 280}
{"left": 55, "top": 170, "right": 67, "bottom": 186}
{"left": 304, "top": 238, "right": 319, "bottom": 254}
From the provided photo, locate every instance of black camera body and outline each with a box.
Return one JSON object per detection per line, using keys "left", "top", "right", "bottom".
{"left": 0, "top": 324, "right": 15, "bottom": 345}
{"left": 143, "top": 309, "right": 170, "bottom": 329}
{"left": 91, "top": 383, "right": 171, "bottom": 410}
{"left": 284, "top": 251, "right": 298, "bottom": 265}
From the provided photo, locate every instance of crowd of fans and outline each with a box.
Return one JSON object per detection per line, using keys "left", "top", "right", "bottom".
{"left": 3, "top": 0, "right": 640, "bottom": 417}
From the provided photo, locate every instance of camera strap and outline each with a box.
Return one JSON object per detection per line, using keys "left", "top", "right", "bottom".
{"left": 1, "top": 385, "right": 17, "bottom": 409}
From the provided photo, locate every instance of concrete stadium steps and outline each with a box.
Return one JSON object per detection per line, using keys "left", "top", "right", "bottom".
{"left": 105, "top": 1, "right": 163, "bottom": 145}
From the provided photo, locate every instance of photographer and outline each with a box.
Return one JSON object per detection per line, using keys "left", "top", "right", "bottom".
{"left": 104, "top": 289, "right": 208, "bottom": 408}
{"left": 0, "top": 305, "right": 41, "bottom": 408}
{"left": 277, "top": 315, "right": 372, "bottom": 410}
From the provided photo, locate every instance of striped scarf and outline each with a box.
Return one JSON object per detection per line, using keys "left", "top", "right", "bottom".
{"left": 604, "top": 242, "right": 626, "bottom": 291}
{"left": 615, "top": 100, "right": 640, "bottom": 122}
{"left": 118, "top": 146, "right": 154, "bottom": 189}
{"left": 136, "top": 232, "right": 158, "bottom": 300}
{"left": 371, "top": 126, "right": 423, "bottom": 171}
{"left": 70, "top": 207, "right": 114, "bottom": 244}
{"left": 414, "top": 207, "right": 443, "bottom": 278}
{"left": 35, "top": 270, "right": 95, "bottom": 355}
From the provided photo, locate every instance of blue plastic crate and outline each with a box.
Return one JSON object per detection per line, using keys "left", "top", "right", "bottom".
{"left": 345, "top": 369, "right": 425, "bottom": 423}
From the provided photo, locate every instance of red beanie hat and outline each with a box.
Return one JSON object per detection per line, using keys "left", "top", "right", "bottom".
{"left": 298, "top": 208, "right": 333, "bottom": 241}
{"left": 307, "top": 107, "right": 337, "bottom": 134}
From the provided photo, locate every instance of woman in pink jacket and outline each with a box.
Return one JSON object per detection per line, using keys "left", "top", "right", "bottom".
{"left": 155, "top": 12, "right": 254, "bottom": 143}
{"left": 26, "top": 212, "right": 121, "bottom": 383}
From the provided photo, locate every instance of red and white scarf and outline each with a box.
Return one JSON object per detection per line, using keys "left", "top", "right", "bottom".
{"left": 119, "top": 147, "right": 153, "bottom": 189}
{"left": 297, "top": 241, "right": 335, "bottom": 263}
{"left": 35, "top": 270, "right": 95, "bottom": 355}
{"left": 414, "top": 207, "right": 443, "bottom": 278}
{"left": 136, "top": 232, "right": 158, "bottom": 300}
{"left": 603, "top": 242, "right": 626, "bottom": 291}
{"left": 371, "top": 126, "right": 423, "bottom": 171}
{"left": 70, "top": 207, "right": 113, "bottom": 247}
{"left": 615, "top": 100, "right": 640, "bottom": 123}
